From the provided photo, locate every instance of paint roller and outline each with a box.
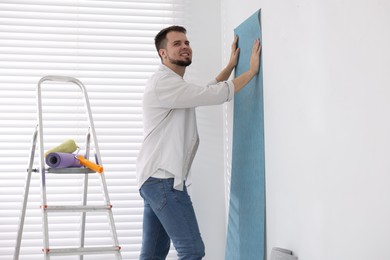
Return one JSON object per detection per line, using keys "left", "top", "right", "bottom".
{"left": 44, "top": 139, "right": 78, "bottom": 157}
{"left": 77, "top": 155, "right": 104, "bottom": 173}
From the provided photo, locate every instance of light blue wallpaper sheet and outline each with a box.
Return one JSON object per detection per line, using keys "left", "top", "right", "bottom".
{"left": 225, "top": 9, "right": 265, "bottom": 260}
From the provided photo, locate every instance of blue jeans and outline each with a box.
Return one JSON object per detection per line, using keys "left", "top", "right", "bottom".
{"left": 139, "top": 177, "right": 205, "bottom": 260}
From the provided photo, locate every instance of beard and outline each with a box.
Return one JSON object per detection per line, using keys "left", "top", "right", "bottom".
{"left": 168, "top": 57, "right": 192, "bottom": 67}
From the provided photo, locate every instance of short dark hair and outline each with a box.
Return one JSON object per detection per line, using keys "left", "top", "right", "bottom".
{"left": 154, "top": 25, "right": 187, "bottom": 58}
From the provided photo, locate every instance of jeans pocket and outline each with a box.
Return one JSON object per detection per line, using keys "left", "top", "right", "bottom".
{"left": 140, "top": 178, "right": 167, "bottom": 211}
{"left": 172, "top": 185, "right": 192, "bottom": 206}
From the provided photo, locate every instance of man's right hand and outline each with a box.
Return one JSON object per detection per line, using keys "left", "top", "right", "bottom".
{"left": 249, "top": 38, "right": 261, "bottom": 77}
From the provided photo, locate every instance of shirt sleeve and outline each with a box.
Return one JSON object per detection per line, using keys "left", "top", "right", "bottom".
{"left": 154, "top": 73, "right": 235, "bottom": 108}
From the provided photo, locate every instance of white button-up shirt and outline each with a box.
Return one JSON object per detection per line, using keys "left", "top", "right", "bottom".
{"left": 136, "top": 64, "right": 234, "bottom": 190}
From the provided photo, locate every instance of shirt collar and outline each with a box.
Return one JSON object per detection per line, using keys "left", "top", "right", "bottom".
{"left": 159, "top": 64, "right": 184, "bottom": 78}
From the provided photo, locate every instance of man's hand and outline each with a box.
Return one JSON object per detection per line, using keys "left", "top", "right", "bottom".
{"left": 249, "top": 38, "right": 261, "bottom": 76}
{"left": 216, "top": 35, "right": 240, "bottom": 82}
{"left": 227, "top": 35, "right": 240, "bottom": 70}
{"left": 232, "top": 38, "right": 262, "bottom": 93}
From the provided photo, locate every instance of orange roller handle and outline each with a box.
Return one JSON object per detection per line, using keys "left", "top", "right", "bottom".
{"left": 77, "top": 155, "right": 104, "bottom": 173}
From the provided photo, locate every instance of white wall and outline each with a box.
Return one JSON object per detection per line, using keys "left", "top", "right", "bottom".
{"left": 222, "top": 0, "right": 390, "bottom": 259}
{"left": 186, "top": 1, "right": 227, "bottom": 260}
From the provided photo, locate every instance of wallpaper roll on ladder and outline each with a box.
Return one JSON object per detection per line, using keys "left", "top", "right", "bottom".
{"left": 225, "top": 9, "right": 265, "bottom": 260}
{"left": 46, "top": 152, "right": 81, "bottom": 168}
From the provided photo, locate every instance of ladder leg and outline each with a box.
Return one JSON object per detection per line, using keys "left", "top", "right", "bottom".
{"left": 14, "top": 127, "right": 38, "bottom": 260}
{"left": 93, "top": 143, "right": 122, "bottom": 259}
{"left": 95, "top": 156, "right": 122, "bottom": 260}
{"left": 40, "top": 168, "right": 50, "bottom": 260}
{"left": 106, "top": 211, "right": 123, "bottom": 260}
{"left": 84, "top": 86, "right": 122, "bottom": 259}
{"left": 37, "top": 83, "right": 50, "bottom": 260}
{"left": 79, "top": 174, "right": 88, "bottom": 260}
{"left": 79, "top": 130, "right": 91, "bottom": 260}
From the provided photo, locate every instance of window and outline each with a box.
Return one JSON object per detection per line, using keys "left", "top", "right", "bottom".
{"left": 0, "top": 1, "right": 189, "bottom": 259}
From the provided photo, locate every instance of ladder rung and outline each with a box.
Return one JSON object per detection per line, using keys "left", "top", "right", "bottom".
{"left": 45, "top": 246, "right": 121, "bottom": 256}
{"left": 43, "top": 205, "right": 112, "bottom": 212}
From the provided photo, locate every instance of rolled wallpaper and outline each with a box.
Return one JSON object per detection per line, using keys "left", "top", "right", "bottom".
{"left": 45, "top": 152, "right": 81, "bottom": 168}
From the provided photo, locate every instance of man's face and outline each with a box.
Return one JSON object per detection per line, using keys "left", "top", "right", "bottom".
{"left": 160, "top": 31, "right": 192, "bottom": 67}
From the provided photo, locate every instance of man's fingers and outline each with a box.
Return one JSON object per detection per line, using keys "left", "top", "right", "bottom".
{"left": 232, "top": 35, "right": 239, "bottom": 50}
{"left": 253, "top": 38, "right": 261, "bottom": 52}
{"left": 234, "top": 35, "right": 239, "bottom": 44}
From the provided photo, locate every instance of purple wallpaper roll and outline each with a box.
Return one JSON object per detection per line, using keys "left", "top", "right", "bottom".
{"left": 45, "top": 152, "right": 81, "bottom": 168}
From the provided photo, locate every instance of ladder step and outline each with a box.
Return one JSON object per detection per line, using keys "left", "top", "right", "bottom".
{"left": 43, "top": 205, "right": 112, "bottom": 212}
{"left": 46, "top": 167, "right": 96, "bottom": 174}
{"left": 45, "top": 246, "right": 121, "bottom": 256}
{"left": 29, "top": 167, "right": 96, "bottom": 174}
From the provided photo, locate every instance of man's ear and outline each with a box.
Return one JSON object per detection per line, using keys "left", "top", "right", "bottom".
{"left": 159, "top": 49, "right": 167, "bottom": 59}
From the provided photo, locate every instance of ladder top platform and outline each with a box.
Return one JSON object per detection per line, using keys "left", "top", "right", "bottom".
{"left": 47, "top": 167, "right": 96, "bottom": 174}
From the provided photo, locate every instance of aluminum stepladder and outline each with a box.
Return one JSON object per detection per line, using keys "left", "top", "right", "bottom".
{"left": 14, "top": 76, "right": 122, "bottom": 260}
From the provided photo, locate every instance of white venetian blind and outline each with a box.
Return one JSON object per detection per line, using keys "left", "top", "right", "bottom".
{"left": 0, "top": 0, "right": 189, "bottom": 259}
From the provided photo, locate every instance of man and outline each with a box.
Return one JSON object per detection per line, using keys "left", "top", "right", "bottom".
{"left": 136, "top": 25, "right": 261, "bottom": 259}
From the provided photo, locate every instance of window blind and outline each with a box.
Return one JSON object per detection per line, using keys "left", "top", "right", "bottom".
{"left": 0, "top": 1, "right": 189, "bottom": 259}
